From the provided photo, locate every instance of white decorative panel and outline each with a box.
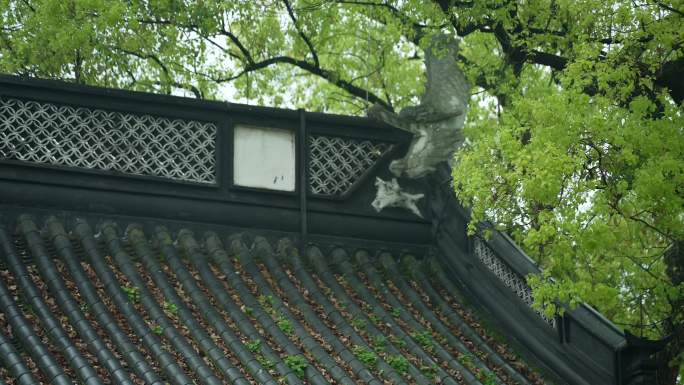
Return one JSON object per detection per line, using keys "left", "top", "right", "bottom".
{"left": 233, "top": 125, "right": 295, "bottom": 191}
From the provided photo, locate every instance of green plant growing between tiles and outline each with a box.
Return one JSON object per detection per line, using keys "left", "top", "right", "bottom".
{"left": 284, "top": 355, "right": 307, "bottom": 379}
{"left": 246, "top": 339, "right": 262, "bottom": 353}
{"left": 390, "top": 335, "right": 407, "bottom": 349}
{"left": 369, "top": 313, "right": 381, "bottom": 324}
{"left": 480, "top": 370, "right": 498, "bottom": 385}
{"left": 242, "top": 306, "right": 254, "bottom": 317}
{"left": 121, "top": 285, "right": 140, "bottom": 303}
{"left": 411, "top": 330, "right": 433, "bottom": 351}
{"left": 257, "top": 355, "right": 275, "bottom": 371}
{"left": 353, "top": 345, "right": 378, "bottom": 369}
{"left": 163, "top": 300, "right": 178, "bottom": 315}
{"left": 258, "top": 294, "right": 275, "bottom": 307}
{"left": 387, "top": 355, "right": 409, "bottom": 374}
{"left": 151, "top": 324, "right": 163, "bottom": 335}
{"left": 420, "top": 364, "right": 439, "bottom": 380}
{"left": 460, "top": 352, "right": 476, "bottom": 370}
{"left": 277, "top": 316, "right": 294, "bottom": 336}
{"left": 371, "top": 335, "right": 387, "bottom": 353}
{"left": 350, "top": 317, "right": 367, "bottom": 330}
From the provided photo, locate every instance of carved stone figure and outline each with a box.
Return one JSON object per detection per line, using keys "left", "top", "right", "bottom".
{"left": 368, "top": 33, "right": 470, "bottom": 178}
{"left": 371, "top": 178, "right": 424, "bottom": 218}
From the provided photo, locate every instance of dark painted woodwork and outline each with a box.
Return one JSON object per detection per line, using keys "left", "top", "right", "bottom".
{"left": 0, "top": 75, "right": 664, "bottom": 385}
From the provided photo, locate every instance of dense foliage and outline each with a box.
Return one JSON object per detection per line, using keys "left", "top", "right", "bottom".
{"left": 1, "top": 0, "right": 682, "bottom": 382}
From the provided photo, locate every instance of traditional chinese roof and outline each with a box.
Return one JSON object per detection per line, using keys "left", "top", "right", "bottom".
{"left": 0, "top": 213, "right": 550, "bottom": 385}
{"left": 0, "top": 75, "right": 661, "bottom": 385}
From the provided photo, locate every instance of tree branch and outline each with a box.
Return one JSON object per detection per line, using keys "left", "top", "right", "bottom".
{"left": 110, "top": 46, "right": 203, "bottom": 98}
{"left": 282, "top": 0, "right": 320, "bottom": 67}
{"left": 655, "top": 55, "right": 684, "bottom": 105}
{"left": 214, "top": 55, "right": 392, "bottom": 109}
{"left": 138, "top": 12, "right": 392, "bottom": 109}
{"left": 433, "top": 0, "right": 496, "bottom": 37}
{"left": 218, "top": 28, "right": 255, "bottom": 65}
{"left": 435, "top": 1, "right": 684, "bottom": 103}
{"left": 336, "top": 0, "right": 427, "bottom": 43}
{"left": 528, "top": 50, "right": 568, "bottom": 70}
{"left": 651, "top": 0, "right": 684, "bottom": 17}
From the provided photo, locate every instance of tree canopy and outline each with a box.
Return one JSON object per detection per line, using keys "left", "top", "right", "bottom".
{"left": 1, "top": 0, "right": 683, "bottom": 382}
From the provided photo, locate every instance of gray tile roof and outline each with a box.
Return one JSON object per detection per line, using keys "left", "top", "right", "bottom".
{"left": 0, "top": 214, "right": 544, "bottom": 385}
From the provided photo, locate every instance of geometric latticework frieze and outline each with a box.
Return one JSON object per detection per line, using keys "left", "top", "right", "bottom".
{"left": 473, "top": 237, "right": 556, "bottom": 327}
{"left": 0, "top": 97, "right": 217, "bottom": 184}
{"left": 308, "top": 135, "right": 390, "bottom": 196}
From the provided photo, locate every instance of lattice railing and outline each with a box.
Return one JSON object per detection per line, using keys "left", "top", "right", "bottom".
{"left": 0, "top": 97, "right": 217, "bottom": 184}
{"left": 0, "top": 95, "right": 396, "bottom": 192}
{"left": 308, "top": 135, "right": 390, "bottom": 196}
{"left": 473, "top": 237, "right": 556, "bottom": 327}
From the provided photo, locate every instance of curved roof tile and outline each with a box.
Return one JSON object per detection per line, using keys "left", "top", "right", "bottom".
{"left": 0, "top": 215, "right": 542, "bottom": 385}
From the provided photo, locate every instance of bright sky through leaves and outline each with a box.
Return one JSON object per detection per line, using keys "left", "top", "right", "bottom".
{"left": 1, "top": 1, "right": 682, "bottom": 382}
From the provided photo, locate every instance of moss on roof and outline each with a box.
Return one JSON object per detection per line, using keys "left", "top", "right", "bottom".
{"left": 0, "top": 215, "right": 544, "bottom": 385}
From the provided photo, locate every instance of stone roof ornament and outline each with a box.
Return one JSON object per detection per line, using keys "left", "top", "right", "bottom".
{"left": 368, "top": 32, "right": 470, "bottom": 217}
{"left": 0, "top": 75, "right": 665, "bottom": 385}
{"left": 371, "top": 177, "right": 425, "bottom": 218}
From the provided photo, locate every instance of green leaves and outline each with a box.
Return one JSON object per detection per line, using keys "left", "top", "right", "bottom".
{"left": 386, "top": 354, "right": 409, "bottom": 374}
{"left": 350, "top": 317, "right": 367, "bottom": 331}
{"left": 121, "top": 285, "right": 140, "bottom": 303}
{"left": 246, "top": 339, "right": 262, "bottom": 353}
{"left": 456, "top": 70, "right": 683, "bottom": 355}
{"left": 277, "top": 315, "right": 294, "bottom": 336}
{"left": 2, "top": 0, "right": 682, "bottom": 376}
{"left": 283, "top": 354, "right": 307, "bottom": 379}
{"left": 450, "top": 13, "right": 683, "bottom": 373}
{"left": 410, "top": 330, "right": 433, "bottom": 352}
{"left": 352, "top": 345, "right": 378, "bottom": 369}
{"left": 163, "top": 300, "right": 178, "bottom": 316}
